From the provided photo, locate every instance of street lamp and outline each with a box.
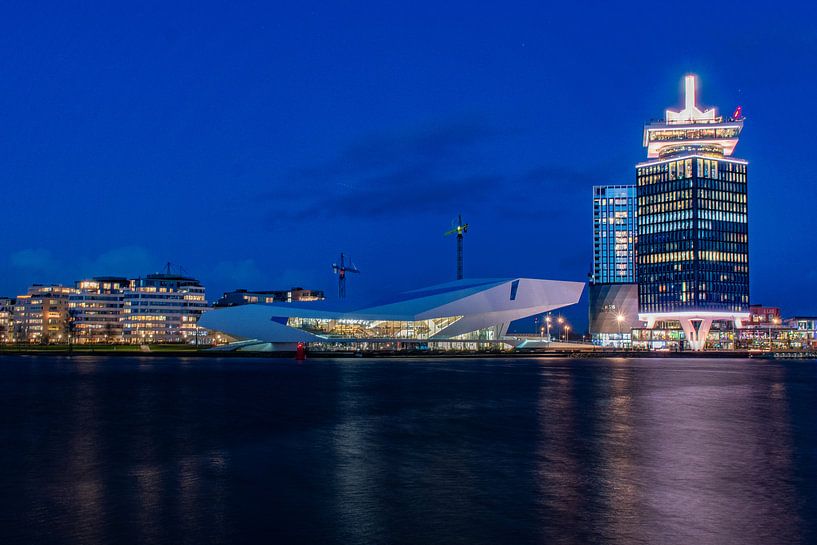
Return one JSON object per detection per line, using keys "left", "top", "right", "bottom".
{"left": 771, "top": 317, "right": 781, "bottom": 351}
{"left": 564, "top": 325, "right": 570, "bottom": 341}
{"left": 546, "top": 314, "right": 552, "bottom": 341}
{"left": 616, "top": 313, "right": 625, "bottom": 347}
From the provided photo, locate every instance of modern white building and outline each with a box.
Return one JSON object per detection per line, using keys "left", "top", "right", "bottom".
{"left": 69, "top": 277, "right": 128, "bottom": 343}
{"left": 123, "top": 273, "right": 208, "bottom": 344}
{"left": 200, "top": 277, "right": 584, "bottom": 351}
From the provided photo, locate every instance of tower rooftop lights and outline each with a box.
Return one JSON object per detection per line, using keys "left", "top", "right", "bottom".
{"left": 643, "top": 74, "right": 743, "bottom": 159}
{"left": 666, "top": 75, "right": 717, "bottom": 124}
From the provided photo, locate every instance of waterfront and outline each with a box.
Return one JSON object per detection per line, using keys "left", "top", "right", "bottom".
{"left": 0, "top": 356, "right": 815, "bottom": 544}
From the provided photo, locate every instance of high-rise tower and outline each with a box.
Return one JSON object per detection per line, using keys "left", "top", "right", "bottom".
{"left": 588, "top": 184, "right": 639, "bottom": 346}
{"left": 593, "top": 185, "right": 637, "bottom": 284}
{"left": 636, "top": 75, "right": 749, "bottom": 350}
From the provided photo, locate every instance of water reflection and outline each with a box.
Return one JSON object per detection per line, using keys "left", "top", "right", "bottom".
{"left": 531, "top": 359, "right": 815, "bottom": 545}
{"left": 67, "top": 362, "right": 105, "bottom": 545}
{"left": 536, "top": 366, "right": 581, "bottom": 541}
{"left": 332, "top": 363, "right": 380, "bottom": 543}
{"left": 0, "top": 356, "right": 814, "bottom": 544}
{"left": 635, "top": 362, "right": 801, "bottom": 544}
{"left": 599, "top": 361, "right": 640, "bottom": 543}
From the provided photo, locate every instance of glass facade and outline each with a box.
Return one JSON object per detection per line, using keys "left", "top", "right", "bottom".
{"left": 593, "top": 185, "right": 637, "bottom": 284}
{"left": 285, "top": 315, "right": 465, "bottom": 340}
{"left": 636, "top": 75, "right": 749, "bottom": 320}
{"left": 637, "top": 156, "right": 749, "bottom": 313}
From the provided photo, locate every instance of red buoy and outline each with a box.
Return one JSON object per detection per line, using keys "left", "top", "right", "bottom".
{"left": 295, "top": 342, "right": 306, "bottom": 361}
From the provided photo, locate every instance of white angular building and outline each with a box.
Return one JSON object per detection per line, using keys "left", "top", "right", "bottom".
{"left": 200, "top": 277, "right": 584, "bottom": 350}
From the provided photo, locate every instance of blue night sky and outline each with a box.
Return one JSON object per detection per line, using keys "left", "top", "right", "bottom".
{"left": 1, "top": 2, "right": 816, "bottom": 331}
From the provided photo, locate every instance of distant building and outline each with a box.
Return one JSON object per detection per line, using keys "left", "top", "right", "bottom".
{"left": 588, "top": 284, "right": 639, "bottom": 347}
{"left": 123, "top": 273, "right": 208, "bottom": 343}
{"left": 746, "top": 304, "right": 781, "bottom": 325}
{"left": 589, "top": 185, "right": 638, "bottom": 347}
{"left": 69, "top": 277, "right": 128, "bottom": 343}
{"left": 214, "top": 288, "right": 325, "bottom": 307}
{"left": 13, "top": 285, "right": 77, "bottom": 343}
{"left": 593, "top": 185, "right": 637, "bottom": 284}
{"left": 786, "top": 317, "right": 817, "bottom": 349}
{"left": 637, "top": 75, "right": 749, "bottom": 350}
{"left": 0, "top": 297, "right": 14, "bottom": 342}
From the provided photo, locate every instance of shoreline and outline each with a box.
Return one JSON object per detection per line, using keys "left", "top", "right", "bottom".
{"left": 0, "top": 348, "right": 813, "bottom": 359}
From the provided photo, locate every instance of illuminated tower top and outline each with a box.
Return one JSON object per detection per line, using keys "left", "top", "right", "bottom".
{"left": 643, "top": 74, "right": 743, "bottom": 159}
{"left": 665, "top": 75, "right": 717, "bottom": 123}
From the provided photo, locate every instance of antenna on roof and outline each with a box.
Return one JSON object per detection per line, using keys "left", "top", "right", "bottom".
{"left": 161, "top": 262, "right": 187, "bottom": 276}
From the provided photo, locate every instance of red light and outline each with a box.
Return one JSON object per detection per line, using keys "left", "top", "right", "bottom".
{"left": 732, "top": 105, "right": 743, "bottom": 120}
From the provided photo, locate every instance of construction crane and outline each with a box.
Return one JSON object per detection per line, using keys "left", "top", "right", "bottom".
{"left": 444, "top": 213, "right": 469, "bottom": 280}
{"left": 332, "top": 252, "right": 360, "bottom": 299}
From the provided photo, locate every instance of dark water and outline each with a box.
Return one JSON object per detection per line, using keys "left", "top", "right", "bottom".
{"left": 0, "top": 356, "right": 815, "bottom": 545}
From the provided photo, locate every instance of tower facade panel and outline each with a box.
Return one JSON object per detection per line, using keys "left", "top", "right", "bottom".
{"left": 593, "top": 185, "right": 637, "bottom": 284}
{"left": 637, "top": 157, "right": 749, "bottom": 313}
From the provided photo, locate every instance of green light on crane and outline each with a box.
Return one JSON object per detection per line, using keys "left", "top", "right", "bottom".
{"left": 444, "top": 214, "right": 469, "bottom": 280}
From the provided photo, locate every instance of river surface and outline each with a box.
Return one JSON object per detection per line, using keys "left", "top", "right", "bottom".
{"left": 0, "top": 355, "right": 814, "bottom": 544}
